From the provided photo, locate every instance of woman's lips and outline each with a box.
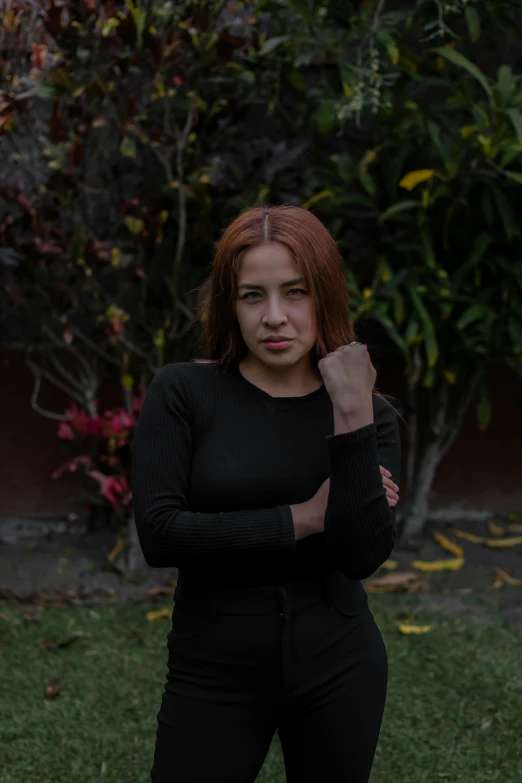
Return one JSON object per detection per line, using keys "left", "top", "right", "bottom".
{"left": 263, "top": 339, "right": 293, "bottom": 350}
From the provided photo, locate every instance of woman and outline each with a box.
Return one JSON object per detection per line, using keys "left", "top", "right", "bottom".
{"left": 132, "top": 204, "right": 401, "bottom": 783}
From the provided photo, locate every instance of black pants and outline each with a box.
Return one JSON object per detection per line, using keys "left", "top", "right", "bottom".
{"left": 151, "top": 570, "right": 388, "bottom": 783}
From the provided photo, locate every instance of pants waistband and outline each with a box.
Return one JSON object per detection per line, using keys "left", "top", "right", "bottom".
{"left": 173, "top": 571, "right": 335, "bottom": 617}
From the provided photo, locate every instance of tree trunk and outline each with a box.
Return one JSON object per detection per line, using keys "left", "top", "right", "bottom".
{"left": 397, "top": 370, "right": 482, "bottom": 549}
{"left": 124, "top": 515, "right": 148, "bottom": 573}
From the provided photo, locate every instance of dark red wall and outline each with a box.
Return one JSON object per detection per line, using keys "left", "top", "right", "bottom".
{"left": 1, "top": 349, "right": 521, "bottom": 517}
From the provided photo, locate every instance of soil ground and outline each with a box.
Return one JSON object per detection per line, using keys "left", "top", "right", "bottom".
{"left": 1, "top": 514, "right": 521, "bottom": 634}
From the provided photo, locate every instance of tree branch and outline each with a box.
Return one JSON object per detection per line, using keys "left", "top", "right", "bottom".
{"left": 26, "top": 357, "right": 84, "bottom": 415}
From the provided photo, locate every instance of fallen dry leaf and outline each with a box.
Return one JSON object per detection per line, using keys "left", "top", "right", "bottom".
{"left": 0, "top": 612, "right": 11, "bottom": 623}
{"left": 397, "top": 623, "right": 432, "bottom": 634}
{"left": 494, "top": 567, "right": 522, "bottom": 587}
{"left": 449, "top": 528, "right": 484, "bottom": 544}
{"left": 508, "top": 523, "right": 522, "bottom": 533}
{"left": 484, "top": 536, "right": 522, "bottom": 549}
{"left": 146, "top": 587, "right": 174, "bottom": 598}
{"left": 366, "top": 571, "right": 423, "bottom": 593}
{"left": 129, "top": 630, "right": 143, "bottom": 644}
{"left": 488, "top": 521, "right": 505, "bottom": 536}
{"left": 433, "top": 532, "right": 464, "bottom": 558}
{"left": 412, "top": 556, "right": 464, "bottom": 572}
{"left": 146, "top": 607, "right": 171, "bottom": 622}
{"left": 379, "top": 559, "right": 398, "bottom": 571}
{"left": 45, "top": 678, "right": 62, "bottom": 697}
{"left": 107, "top": 537, "right": 129, "bottom": 565}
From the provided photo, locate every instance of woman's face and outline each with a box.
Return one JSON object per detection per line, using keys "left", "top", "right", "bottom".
{"left": 235, "top": 241, "right": 318, "bottom": 370}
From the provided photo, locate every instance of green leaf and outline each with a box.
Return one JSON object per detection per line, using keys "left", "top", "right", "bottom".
{"left": 508, "top": 315, "right": 522, "bottom": 350}
{"left": 379, "top": 201, "right": 418, "bottom": 222}
{"left": 259, "top": 35, "right": 291, "bottom": 55}
{"left": 492, "top": 188, "right": 519, "bottom": 240}
{"left": 393, "top": 292, "right": 406, "bottom": 326}
{"left": 456, "top": 304, "right": 488, "bottom": 330}
{"left": 504, "top": 170, "right": 522, "bottom": 184}
{"left": 422, "top": 365, "right": 436, "bottom": 389}
{"left": 476, "top": 379, "right": 491, "bottom": 430}
{"left": 497, "top": 65, "right": 513, "bottom": 100}
{"left": 465, "top": 7, "right": 481, "bottom": 42}
{"left": 409, "top": 286, "right": 439, "bottom": 367}
{"left": 499, "top": 145, "right": 521, "bottom": 169}
{"left": 468, "top": 232, "right": 492, "bottom": 267}
{"left": 506, "top": 108, "right": 522, "bottom": 143}
{"left": 432, "top": 47, "right": 492, "bottom": 99}
{"left": 420, "top": 232, "right": 436, "bottom": 269}
{"left": 405, "top": 317, "right": 420, "bottom": 345}
{"left": 481, "top": 189, "right": 494, "bottom": 226}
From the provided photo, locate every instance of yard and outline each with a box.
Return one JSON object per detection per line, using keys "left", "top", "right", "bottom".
{"left": 1, "top": 591, "right": 521, "bottom": 783}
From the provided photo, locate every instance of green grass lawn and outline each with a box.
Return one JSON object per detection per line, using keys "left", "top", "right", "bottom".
{"left": 1, "top": 593, "right": 521, "bottom": 783}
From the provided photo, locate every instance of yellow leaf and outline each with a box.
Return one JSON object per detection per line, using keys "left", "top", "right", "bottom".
{"left": 121, "top": 374, "right": 133, "bottom": 390}
{"left": 199, "top": 174, "right": 211, "bottom": 184}
{"left": 125, "top": 216, "right": 144, "bottom": 235}
{"left": 397, "top": 623, "right": 432, "bottom": 634}
{"left": 449, "top": 528, "right": 485, "bottom": 544}
{"left": 302, "top": 189, "right": 332, "bottom": 209}
{"left": 363, "top": 288, "right": 372, "bottom": 299}
{"left": 412, "top": 557, "right": 464, "bottom": 572}
{"left": 443, "top": 370, "right": 456, "bottom": 384}
{"left": 488, "top": 521, "right": 505, "bottom": 536}
{"left": 495, "top": 568, "right": 522, "bottom": 587}
{"left": 399, "top": 169, "right": 435, "bottom": 191}
{"left": 342, "top": 81, "right": 352, "bottom": 97}
{"left": 484, "top": 536, "right": 522, "bottom": 548}
{"left": 436, "top": 56, "right": 445, "bottom": 69}
{"left": 111, "top": 248, "right": 121, "bottom": 268}
{"left": 108, "top": 537, "right": 128, "bottom": 564}
{"left": 381, "top": 559, "right": 398, "bottom": 570}
{"left": 433, "top": 532, "right": 464, "bottom": 558}
{"left": 146, "top": 607, "right": 171, "bottom": 622}
{"left": 388, "top": 45, "right": 399, "bottom": 65}
{"left": 460, "top": 125, "right": 477, "bottom": 138}
{"left": 361, "top": 149, "right": 377, "bottom": 166}
{"left": 120, "top": 135, "right": 137, "bottom": 159}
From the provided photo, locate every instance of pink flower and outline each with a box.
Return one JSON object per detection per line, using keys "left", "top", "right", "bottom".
{"left": 57, "top": 421, "right": 74, "bottom": 440}
{"left": 63, "top": 325, "right": 73, "bottom": 344}
{"left": 88, "top": 470, "right": 129, "bottom": 509}
{"left": 52, "top": 455, "right": 93, "bottom": 480}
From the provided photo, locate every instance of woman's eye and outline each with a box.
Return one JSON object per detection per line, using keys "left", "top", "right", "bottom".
{"left": 242, "top": 289, "right": 306, "bottom": 300}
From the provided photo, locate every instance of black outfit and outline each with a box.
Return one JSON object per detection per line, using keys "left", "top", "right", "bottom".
{"left": 132, "top": 359, "right": 401, "bottom": 782}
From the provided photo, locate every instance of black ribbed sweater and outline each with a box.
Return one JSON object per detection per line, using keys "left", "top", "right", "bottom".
{"left": 131, "top": 360, "right": 401, "bottom": 587}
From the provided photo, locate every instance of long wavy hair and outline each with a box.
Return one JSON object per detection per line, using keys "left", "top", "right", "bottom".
{"left": 192, "top": 204, "right": 391, "bottom": 404}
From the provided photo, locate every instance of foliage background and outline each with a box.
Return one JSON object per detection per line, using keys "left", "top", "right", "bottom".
{"left": 1, "top": 0, "right": 522, "bottom": 546}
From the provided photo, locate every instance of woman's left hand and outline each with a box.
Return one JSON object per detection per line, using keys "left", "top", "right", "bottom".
{"left": 318, "top": 342, "right": 376, "bottom": 412}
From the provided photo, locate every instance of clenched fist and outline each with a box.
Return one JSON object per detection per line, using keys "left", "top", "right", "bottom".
{"left": 318, "top": 342, "right": 377, "bottom": 413}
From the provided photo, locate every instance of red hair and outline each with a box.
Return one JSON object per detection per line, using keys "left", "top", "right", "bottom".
{"left": 192, "top": 204, "right": 390, "bottom": 404}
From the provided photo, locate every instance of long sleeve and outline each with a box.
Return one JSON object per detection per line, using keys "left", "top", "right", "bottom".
{"left": 323, "top": 396, "right": 401, "bottom": 580}
{"left": 131, "top": 363, "right": 297, "bottom": 569}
